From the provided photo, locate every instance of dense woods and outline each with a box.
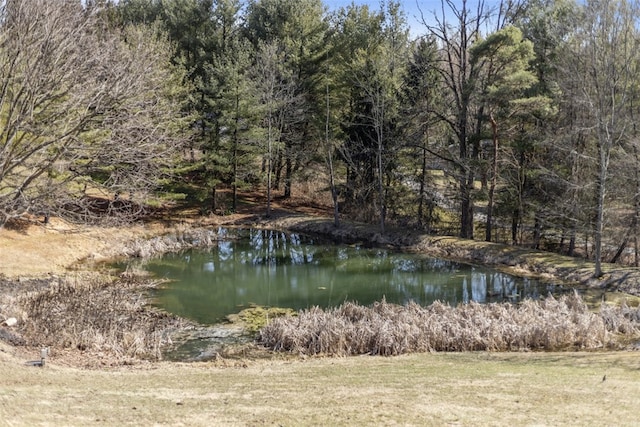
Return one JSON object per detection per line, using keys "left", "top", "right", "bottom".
{"left": 3, "top": 0, "right": 640, "bottom": 275}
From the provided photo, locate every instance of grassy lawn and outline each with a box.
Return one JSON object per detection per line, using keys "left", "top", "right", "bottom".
{"left": 1, "top": 350, "right": 639, "bottom": 426}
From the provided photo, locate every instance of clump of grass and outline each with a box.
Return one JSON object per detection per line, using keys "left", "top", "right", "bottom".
{"left": 17, "top": 276, "right": 185, "bottom": 362}
{"left": 257, "top": 293, "right": 640, "bottom": 356}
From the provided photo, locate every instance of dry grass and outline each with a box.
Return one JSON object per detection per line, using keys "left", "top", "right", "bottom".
{"left": 258, "top": 293, "right": 640, "bottom": 356}
{"left": 121, "top": 227, "right": 229, "bottom": 258}
{"left": 15, "top": 276, "right": 185, "bottom": 364}
{"left": 1, "top": 349, "right": 639, "bottom": 426}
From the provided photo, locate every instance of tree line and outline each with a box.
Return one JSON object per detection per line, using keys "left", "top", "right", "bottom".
{"left": 2, "top": 0, "right": 640, "bottom": 275}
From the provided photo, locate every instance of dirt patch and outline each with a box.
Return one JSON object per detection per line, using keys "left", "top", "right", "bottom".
{"left": 0, "top": 217, "right": 147, "bottom": 278}
{"left": 0, "top": 190, "right": 331, "bottom": 279}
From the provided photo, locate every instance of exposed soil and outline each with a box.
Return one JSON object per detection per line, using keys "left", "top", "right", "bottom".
{"left": 0, "top": 191, "right": 318, "bottom": 278}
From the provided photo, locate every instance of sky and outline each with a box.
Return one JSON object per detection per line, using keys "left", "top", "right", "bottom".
{"left": 323, "top": 0, "right": 434, "bottom": 33}
{"left": 323, "top": 1, "right": 503, "bottom": 37}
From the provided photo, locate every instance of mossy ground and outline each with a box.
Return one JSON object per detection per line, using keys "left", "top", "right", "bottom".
{"left": 228, "top": 305, "right": 297, "bottom": 334}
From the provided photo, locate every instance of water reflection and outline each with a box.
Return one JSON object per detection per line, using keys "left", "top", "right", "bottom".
{"left": 137, "top": 228, "right": 557, "bottom": 325}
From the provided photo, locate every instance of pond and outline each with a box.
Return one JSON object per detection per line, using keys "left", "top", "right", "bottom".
{"left": 131, "top": 228, "right": 561, "bottom": 326}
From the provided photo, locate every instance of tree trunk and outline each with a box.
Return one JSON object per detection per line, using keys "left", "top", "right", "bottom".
{"left": 460, "top": 172, "right": 474, "bottom": 239}
{"left": 273, "top": 151, "right": 282, "bottom": 190}
{"left": 284, "top": 155, "right": 292, "bottom": 199}
{"left": 266, "top": 116, "right": 272, "bottom": 218}
{"left": 328, "top": 152, "right": 340, "bottom": 228}
{"left": 486, "top": 114, "right": 498, "bottom": 242}
{"left": 633, "top": 116, "right": 640, "bottom": 266}
{"left": 378, "top": 148, "right": 385, "bottom": 233}
{"left": 232, "top": 92, "right": 239, "bottom": 213}
{"left": 610, "top": 217, "right": 636, "bottom": 264}
{"left": 325, "top": 75, "right": 339, "bottom": 229}
{"left": 511, "top": 208, "right": 520, "bottom": 245}
{"left": 568, "top": 226, "right": 576, "bottom": 257}
{"left": 417, "top": 141, "right": 428, "bottom": 229}
{"left": 594, "top": 142, "right": 608, "bottom": 277}
{"left": 376, "top": 95, "right": 386, "bottom": 233}
{"left": 533, "top": 214, "right": 542, "bottom": 249}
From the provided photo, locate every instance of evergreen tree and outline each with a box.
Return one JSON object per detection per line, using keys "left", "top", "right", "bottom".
{"left": 470, "top": 26, "right": 541, "bottom": 242}
{"left": 245, "top": 0, "right": 328, "bottom": 199}
{"left": 330, "top": 2, "right": 409, "bottom": 230}
{"left": 401, "top": 36, "right": 445, "bottom": 232}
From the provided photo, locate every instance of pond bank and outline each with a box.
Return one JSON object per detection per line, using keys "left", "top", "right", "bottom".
{"left": 3, "top": 210, "right": 638, "bottom": 298}
{"left": 94, "top": 212, "right": 640, "bottom": 298}
{"left": 2, "top": 210, "right": 640, "bottom": 367}
{"left": 232, "top": 213, "right": 640, "bottom": 299}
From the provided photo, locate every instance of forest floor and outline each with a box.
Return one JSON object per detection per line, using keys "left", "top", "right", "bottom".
{"left": 1, "top": 191, "right": 640, "bottom": 425}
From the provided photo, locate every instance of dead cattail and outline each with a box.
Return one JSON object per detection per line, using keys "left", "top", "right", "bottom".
{"left": 257, "top": 294, "right": 640, "bottom": 356}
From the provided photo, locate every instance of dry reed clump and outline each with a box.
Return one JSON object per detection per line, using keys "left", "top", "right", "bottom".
{"left": 16, "top": 276, "right": 185, "bottom": 362}
{"left": 257, "top": 293, "right": 640, "bottom": 356}
{"left": 123, "top": 228, "right": 230, "bottom": 258}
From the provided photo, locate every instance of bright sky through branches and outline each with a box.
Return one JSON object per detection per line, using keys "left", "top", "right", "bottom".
{"left": 323, "top": 1, "right": 503, "bottom": 37}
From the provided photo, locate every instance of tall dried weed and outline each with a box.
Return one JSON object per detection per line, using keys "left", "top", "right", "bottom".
{"left": 257, "top": 293, "right": 640, "bottom": 356}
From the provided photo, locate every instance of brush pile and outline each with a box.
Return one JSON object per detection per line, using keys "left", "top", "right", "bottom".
{"left": 257, "top": 293, "right": 640, "bottom": 356}
{"left": 16, "top": 276, "right": 185, "bottom": 362}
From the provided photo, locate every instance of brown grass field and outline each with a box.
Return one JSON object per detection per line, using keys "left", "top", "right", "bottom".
{"left": 1, "top": 342, "right": 640, "bottom": 426}
{"left": 1, "top": 201, "right": 640, "bottom": 425}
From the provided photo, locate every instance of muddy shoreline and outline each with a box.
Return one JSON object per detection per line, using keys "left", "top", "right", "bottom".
{"left": 5, "top": 210, "right": 640, "bottom": 296}
{"left": 81, "top": 211, "right": 640, "bottom": 300}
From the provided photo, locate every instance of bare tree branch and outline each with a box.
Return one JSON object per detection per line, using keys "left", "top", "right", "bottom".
{"left": 0, "top": 0, "right": 191, "bottom": 226}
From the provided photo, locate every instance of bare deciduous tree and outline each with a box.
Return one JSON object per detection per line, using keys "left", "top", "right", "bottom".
{"left": 559, "top": 0, "right": 640, "bottom": 276}
{"left": 253, "top": 40, "right": 297, "bottom": 218}
{"left": 0, "top": 0, "right": 190, "bottom": 226}
{"left": 421, "top": 0, "right": 490, "bottom": 239}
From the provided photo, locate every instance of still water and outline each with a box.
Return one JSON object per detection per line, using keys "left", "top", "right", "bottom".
{"left": 136, "top": 228, "right": 558, "bottom": 325}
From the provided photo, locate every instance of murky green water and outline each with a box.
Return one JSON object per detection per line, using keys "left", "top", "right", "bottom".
{"left": 135, "top": 228, "right": 559, "bottom": 325}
